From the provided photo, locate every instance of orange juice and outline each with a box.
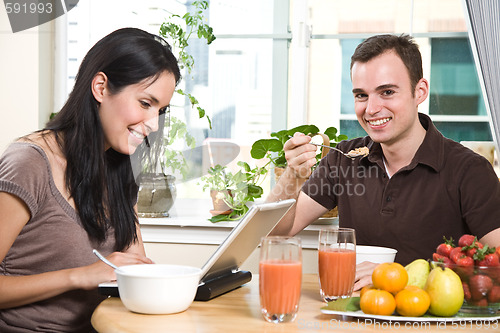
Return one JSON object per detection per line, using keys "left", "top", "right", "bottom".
{"left": 318, "top": 248, "right": 356, "bottom": 299}
{"left": 259, "top": 260, "right": 302, "bottom": 314}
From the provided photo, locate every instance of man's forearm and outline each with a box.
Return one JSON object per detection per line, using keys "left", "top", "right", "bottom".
{"left": 266, "top": 167, "right": 307, "bottom": 203}
{"left": 267, "top": 167, "right": 307, "bottom": 236}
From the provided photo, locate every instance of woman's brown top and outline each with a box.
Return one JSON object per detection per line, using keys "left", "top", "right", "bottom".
{"left": 0, "top": 142, "right": 116, "bottom": 332}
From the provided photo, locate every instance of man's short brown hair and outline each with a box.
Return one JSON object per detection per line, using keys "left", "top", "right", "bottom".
{"left": 350, "top": 34, "right": 423, "bottom": 94}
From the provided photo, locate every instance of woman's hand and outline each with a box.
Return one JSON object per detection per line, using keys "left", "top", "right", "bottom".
{"left": 283, "top": 132, "right": 317, "bottom": 179}
{"left": 353, "top": 261, "right": 378, "bottom": 291}
{"left": 73, "top": 251, "right": 154, "bottom": 290}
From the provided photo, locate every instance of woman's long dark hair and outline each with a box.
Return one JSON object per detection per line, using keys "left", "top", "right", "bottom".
{"left": 45, "top": 28, "right": 181, "bottom": 251}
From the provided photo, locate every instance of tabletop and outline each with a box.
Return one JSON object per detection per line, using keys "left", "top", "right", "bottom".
{"left": 92, "top": 274, "right": 499, "bottom": 333}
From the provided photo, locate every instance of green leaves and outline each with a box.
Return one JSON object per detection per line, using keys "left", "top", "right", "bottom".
{"left": 175, "top": 89, "right": 212, "bottom": 127}
{"left": 250, "top": 124, "right": 348, "bottom": 169}
{"left": 159, "top": 0, "right": 215, "bottom": 128}
{"left": 162, "top": 116, "right": 195, "bottom": 179}
{"left": 159, "top": 0, "right": 216, "bottom": 73}
{"left": 250, "top": 139, "right": 283, "bottom": 159}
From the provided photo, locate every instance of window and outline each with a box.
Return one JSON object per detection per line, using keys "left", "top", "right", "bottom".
{"left": 61, "top": 0, "right": 290, "bottom": 198}
{"left": 429, "top": 38, "right": 491, "bottom": 141}
{"left": 60, "top": 0, "right": 492, "bottom": 200}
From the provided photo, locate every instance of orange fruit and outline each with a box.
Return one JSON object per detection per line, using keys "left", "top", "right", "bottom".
{"left": 395, "top": 285, "right": 431, "bottom": 317}
{"left": 372, "top": 262, "right": 408, "bottom": 294}
{"left": 360, "top": 284, "right": 375, "bottom": 298}
{"left": 360, "top": 289, "right": 396, "bottom": 316}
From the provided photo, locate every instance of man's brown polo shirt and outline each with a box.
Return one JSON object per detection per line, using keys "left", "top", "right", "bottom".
{"left": 303, "top": 113, "right": 500, "bottom": 265}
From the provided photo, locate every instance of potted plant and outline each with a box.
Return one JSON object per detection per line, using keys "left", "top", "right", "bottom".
{"left": 137, "top": 1, "right": 215, "bottom": 217}
{"left": 136, "top": 112, "right": 196, "bottom": 217}
{"left": 250, "top": 124, "right": 348, "bottom": 218}
{"left": 200, "top": 162, "right": 267, "bottom": 223}
{"left": 250, "top": 124, "right": 348, "bottom": 172}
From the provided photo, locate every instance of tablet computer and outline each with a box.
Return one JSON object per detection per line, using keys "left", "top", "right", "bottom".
{"left": 98, "top": 199, "right": 296, "bottom": 300}
{"left": 199, "top": 199, "right": 295, "bottom": 281}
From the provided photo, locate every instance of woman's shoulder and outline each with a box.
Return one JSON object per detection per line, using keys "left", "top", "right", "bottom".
{"left": 2, "top": 141, "right": 48, "bottom": 165}
{"left": 5, "top": 131, "right": 60, "bottom": 164}
{"left": 1, "top": 131, "right": 60, "bottom": 178}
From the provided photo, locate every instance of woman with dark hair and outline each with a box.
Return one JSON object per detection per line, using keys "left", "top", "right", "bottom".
{"left": 0, "top": 27, "right": 181, "bottom": 332}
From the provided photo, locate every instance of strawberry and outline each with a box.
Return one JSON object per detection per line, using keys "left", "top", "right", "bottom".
{"left": 463, "top": 282, "right": 472, "bottom": 301}
{"left": 436, "top": 236, "right": 455, "bottom": 257}
{"left": 462, "top": 238, "right": 483, "bottom": 257}
{"left": 469, "top": 274, "right": 493, "bottom": 301}
{"left": 450, "top": 247, "right": 467, "bottom": 264}
{"left": 432, "top": 253, "right": 453, "bottom": 267}
{"left": 474, "top": 245, "right": 499, "bottom": 266}
{"left": 456, "top": 255, "right": 474, "bottom": 266}
{"left": 491, "top": 268, "right": 500, "bottom": 284}
{"left": 477, "top": 253, "right": 500, "bottom": 267}
{"left": 458, "top": 234, "right": 477, "bottom": 248}
{"left": 470, "top": 298, "right": 489, "bottom": 307}
{"left": 487, "top": 285, "right": 500, "bottom": 303}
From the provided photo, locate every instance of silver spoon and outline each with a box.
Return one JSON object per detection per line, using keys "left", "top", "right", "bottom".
{"left": 93, "top": 249, "right": 119, "bottom": 270}
{"left": 310, "top": 142, "right": 356, "bottom": 160}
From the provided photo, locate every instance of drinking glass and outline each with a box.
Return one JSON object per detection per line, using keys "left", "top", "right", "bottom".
{"left": 259, "top": 236, "right": 302, "bottom": 323}
{"left": 318, "top": 228, "right": 356, "bottom": 302}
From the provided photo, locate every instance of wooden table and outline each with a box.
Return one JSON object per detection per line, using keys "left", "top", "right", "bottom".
{"left": 92, "top": 274, "right": 499, "bottom": 332}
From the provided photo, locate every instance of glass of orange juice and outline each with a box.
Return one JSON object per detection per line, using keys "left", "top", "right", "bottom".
{"left": 318, "top": 228, "right": 356, "bottom": 302}
{"left": 259, "top": 236, "right": 302, "bottom": 323}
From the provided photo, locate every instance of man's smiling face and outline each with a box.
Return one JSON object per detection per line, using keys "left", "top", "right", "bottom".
{"left": 351, "top": 50, "right": 424, "bottom": 147}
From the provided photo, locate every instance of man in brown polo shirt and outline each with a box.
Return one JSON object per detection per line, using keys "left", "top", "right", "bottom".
{"left": 268, "top": 34, "right": 500, "bottom": 290}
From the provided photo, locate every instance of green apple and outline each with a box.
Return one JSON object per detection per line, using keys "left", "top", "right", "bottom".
{"left": 424, "top": 266, "right": 464, "bottom": 317}
{"left": 405, "top": 259, "right": 430, "bottom": 289}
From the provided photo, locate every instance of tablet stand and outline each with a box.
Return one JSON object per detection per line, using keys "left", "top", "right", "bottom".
{"left": 195, "top": 270, "right": 252, "bottom": 301}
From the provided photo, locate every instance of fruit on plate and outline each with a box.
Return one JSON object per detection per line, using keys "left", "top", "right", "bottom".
{"left": 395, "top": 285, "right": 431, "bottom": 317}
{"left": 405, "top": 259, "right": 430, "bottom": 289}
{"left": 360, "top": 284, "right": 375, "bottom": 298}
{"left": 372, "top": 262, "right": 408, "bottom": 295}
{"left": 360, "top": 289, "right": 396, "bottom": 316}
{"left": 424, "top": 266, "right": 464, "bottom": 317}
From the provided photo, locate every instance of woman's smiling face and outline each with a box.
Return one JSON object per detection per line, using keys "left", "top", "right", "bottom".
{"left": 351, "top": 50, "right": 427, "bottom": 147}
{"left": 94, "top": 71, "right": 176, "bottom": 155}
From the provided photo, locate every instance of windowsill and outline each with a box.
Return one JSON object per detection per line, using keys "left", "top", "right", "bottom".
{"left": 139, "top": 198, "right": 338, "bottom": 249}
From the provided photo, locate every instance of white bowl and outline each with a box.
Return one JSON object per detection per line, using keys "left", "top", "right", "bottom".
{"left": 356, "top": 245, "right": 397, "bottom": 265}
{"left": 116, "top": 264, "right": 202, "bottom": 314}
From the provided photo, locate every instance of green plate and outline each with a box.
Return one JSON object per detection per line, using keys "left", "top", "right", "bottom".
{"left": 321, "top": 297, "right": 500, "bottom": 322}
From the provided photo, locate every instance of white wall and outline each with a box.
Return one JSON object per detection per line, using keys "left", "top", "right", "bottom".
{"left": 0, "top": 9, "right": 54, "bottom": 152}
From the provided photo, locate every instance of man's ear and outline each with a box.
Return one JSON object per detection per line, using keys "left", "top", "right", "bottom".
{"left": 415, "top": 78, "right": 429, "bottom": 106}
{"left": 91, "top": 72, "right": 108, "bottom": 103}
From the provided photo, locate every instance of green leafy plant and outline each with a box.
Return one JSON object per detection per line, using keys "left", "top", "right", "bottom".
{"left": 250, "top": 124, "right": 348, "bottom": 169}
{"left": 161, "top": 116, "right": 195, "bottom": 179}
{"left": 200, "top": 162, "right": 267, "bottom": 222}
{"left": 159, "top": 0, "right": 216, "bottom": 128}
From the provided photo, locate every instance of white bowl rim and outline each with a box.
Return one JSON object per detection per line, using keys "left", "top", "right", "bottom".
{"left": 116, "top": 264, "right": 202, "bottom": 279}
{"left": 356, "top": 245, "right": 398, "bottom": 254}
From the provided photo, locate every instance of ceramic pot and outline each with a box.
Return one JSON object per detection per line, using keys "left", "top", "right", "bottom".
{"left": 209, "top": 190, "right": 232, "bottom": 215}
{"left": 137, "top": 173, "right": 177, "bottom": 218}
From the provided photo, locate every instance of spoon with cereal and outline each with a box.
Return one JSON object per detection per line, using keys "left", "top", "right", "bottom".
{"left": 311, "top": 143, "right": 369, "bottom": 159}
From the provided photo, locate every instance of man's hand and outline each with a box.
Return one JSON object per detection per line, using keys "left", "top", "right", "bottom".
{"left": 354, "top": 261, "right": 378, "bottom": 291}
{"left": 284, "top": 132, "right": 318, "bottom": 179}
